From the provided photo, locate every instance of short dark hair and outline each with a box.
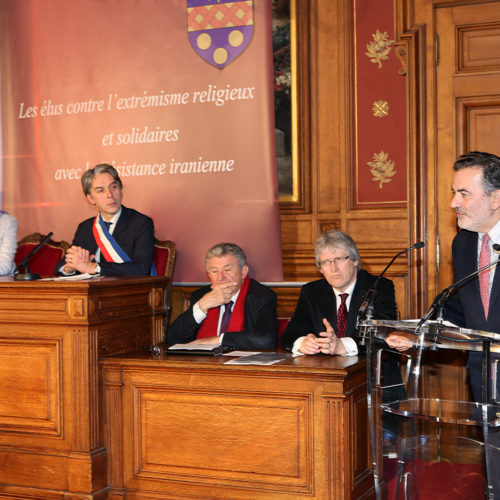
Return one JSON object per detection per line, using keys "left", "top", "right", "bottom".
{"left": 314, "top": 230, "right": 361, "bottom": 270}
{"left": 81, "top": 163, "right": 122, "bottom": 195}
{"left": 205, "top": 243, "right": 247, "bottom": 270}
{"left": 453, "top": 151, "right": 500, "bottom": 194}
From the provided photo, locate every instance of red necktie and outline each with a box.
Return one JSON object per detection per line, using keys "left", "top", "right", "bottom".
{"left": 336, "top": 293, "right": 349, "bottom": 337}
{"left": 479, "top": 233, "right": 491, "bottom": 319}
{"left": 219, "top": 301, "right": 233, "bottom": 334}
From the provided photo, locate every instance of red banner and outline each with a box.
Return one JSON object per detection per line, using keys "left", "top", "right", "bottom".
{"left": 0, "top": 0, "right": 283, "bottom": 281}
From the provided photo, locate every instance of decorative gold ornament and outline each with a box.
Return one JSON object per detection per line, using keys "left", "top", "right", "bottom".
{"left": 367, "top": 150, "right": 396, "bottom": 188}
{"left": 365, "top": 30, "right": 394, "bottom": 69}
{"left": 372, "top": 100, "right": 389, "bottom": 118}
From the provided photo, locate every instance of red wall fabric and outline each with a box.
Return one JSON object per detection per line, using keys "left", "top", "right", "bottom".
{"left": 0, "top": 0, "right": 283, "bottom": 281}
{"left": 353, "top": 0, "right": 407, "bottom": 206}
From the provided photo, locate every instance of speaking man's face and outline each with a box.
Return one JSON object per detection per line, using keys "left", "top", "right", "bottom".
{"left": 86, "top": 173, "right": 123, "bottom": 221}
{"left": 451, "top": 167, "right": 500, "bottom": 233}
{"left": 318, "top": 246, "right": 358, "bottom": 292}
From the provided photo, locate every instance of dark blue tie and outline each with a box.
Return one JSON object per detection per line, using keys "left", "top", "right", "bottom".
{"left": 220, "top": 301, "right": 233, "bottom": 334}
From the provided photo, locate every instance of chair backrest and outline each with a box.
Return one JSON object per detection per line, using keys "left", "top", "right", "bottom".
{"left": 153, "top": 239, "right": 176, "bottom": 278}
{"left": 15, "top": 232, "right": 70, "bottom": 276}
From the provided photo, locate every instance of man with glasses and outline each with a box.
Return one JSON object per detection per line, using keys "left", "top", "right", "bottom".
{"left": 166, "top": 242, "right": 278, "bottom": 349}
{"left": 281, "top": 230, "right": 397, "bottom": 356}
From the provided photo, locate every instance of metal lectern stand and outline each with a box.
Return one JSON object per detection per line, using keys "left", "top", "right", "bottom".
{"left": 358, "top": 319, "right": 500, "bottom": 500}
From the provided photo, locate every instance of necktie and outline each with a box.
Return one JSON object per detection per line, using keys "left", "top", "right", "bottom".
{"left": 336, "top": 293, "right": 349, "bottom": 337}
{"left": 104, "top": 221, "right": 112, "bottom": 231}
{"left": 219, "top": 301, "right": 233, "bottom": 334}
{"left": 479, "top": 233, "right": 491, "bottom": 319}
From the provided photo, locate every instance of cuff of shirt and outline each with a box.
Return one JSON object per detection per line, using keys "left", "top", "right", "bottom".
{"left": 192, "top": 301, "right": 207, "bottom": 324}
{"left": 339, "top": 337, "right": 358, "bottom": 356}
{"left": 292, "top": 336, "right": 306, "bottom": 355}
{"left": 59, "top": 264, "right": 76, "bottom": 276}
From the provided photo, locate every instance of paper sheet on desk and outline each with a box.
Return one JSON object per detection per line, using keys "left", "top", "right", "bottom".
{"left": 40, "top": 273, "right": 99, "bottom": 281}
{"left": 168, "top": 342, "right": 221, "bottom": 351}
{"left": 224, "top": 353, "right": 292, "bottom": 365}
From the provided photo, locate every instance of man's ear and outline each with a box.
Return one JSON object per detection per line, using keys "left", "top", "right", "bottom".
{"left": 86, "top": 193, "right": 95, "bottom": 206}
{"left": 241, "top": 265, "right": 249, "bottom": 280}
{"left": 491, "top": 189, "right": 500, "bottom": 210}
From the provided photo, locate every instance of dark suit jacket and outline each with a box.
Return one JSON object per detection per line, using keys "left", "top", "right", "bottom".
{"left": 281, "top": 270, "right": 404, "bottom": 409}
{"left": 55, "top": 206, "right": 155, "bottom": 276}
{"left": 445, "top": 229, "right": 500, "bottom": 402}
{"left": 166, "top": 278, "right": 278, "bottom": 349}
{"left": 281, "top": 269, "right": 397, "bottom": 350}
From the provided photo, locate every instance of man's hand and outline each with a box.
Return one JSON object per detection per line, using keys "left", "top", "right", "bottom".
{"left": 386, "top": 334, "right": 413, "bottom": 352}
{"left": 197, "top": 282, "right": 236, "bottom": 313}
{"left": 299, "top": 318, "right": 346, "bottom": 355}
{"left": 63, "top": 246, "right": 97, "bottom": 274}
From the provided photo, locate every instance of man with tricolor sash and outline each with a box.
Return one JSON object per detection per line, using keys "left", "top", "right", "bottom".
{"left": 55, "top": 163, "right": 155, "bottom": 276}
{"left": 166, "top": 243, "right": 278, "bottom": 349}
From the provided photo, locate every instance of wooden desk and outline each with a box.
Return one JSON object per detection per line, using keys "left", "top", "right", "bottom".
{"left": 102, "top": 349, "right": 373, "bottom": 499}
{"left": 0, "top": 276, "right": 167, "bottom": 500}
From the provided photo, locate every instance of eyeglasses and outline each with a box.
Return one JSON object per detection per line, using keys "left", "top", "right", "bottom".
{"left": 319, "top": 256, "right": 350, "bottom": 267}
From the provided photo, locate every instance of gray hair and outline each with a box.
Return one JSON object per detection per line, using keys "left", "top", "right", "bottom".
{"left": 314, "top": 230, "right": 361, "bottom": 270}
{"left": 81, "top": 163, "right": 122, "bottom": 196}
{"left": 453, "top": 151, "right": 500, "bottom": 195}
{"left": 205, "top": 243, "right": 247, "bottom": 270}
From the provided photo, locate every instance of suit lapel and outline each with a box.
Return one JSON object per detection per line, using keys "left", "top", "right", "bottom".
{"left": 320, "top": 279, "right": 338, "bottom": 332}
{"left": 110, "top": 206, "right": 129, "bottom": 242}
{"left": 347, "top": 271, "right": 367, "bottom": 337}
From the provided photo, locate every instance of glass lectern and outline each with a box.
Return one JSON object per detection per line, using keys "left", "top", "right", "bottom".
{"left": 358, "top": 319, "right": 500, "bottom": 500}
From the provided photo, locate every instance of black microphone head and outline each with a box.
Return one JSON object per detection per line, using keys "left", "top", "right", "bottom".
{"left": 493, "top": 243, "right": 500, "bottom": 253}
{"left": 412, "top": 241, "right": 425, "bottom": 250}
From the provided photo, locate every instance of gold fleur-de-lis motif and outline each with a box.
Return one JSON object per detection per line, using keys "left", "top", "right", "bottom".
{"left": 372, "top": 100, "right": 389, "bottom": 118}
{"left": 365, "top": 30, "right": 394, "bottom": 69}
{"left": 367, "top": 150, "right": 396, "bottom": 188}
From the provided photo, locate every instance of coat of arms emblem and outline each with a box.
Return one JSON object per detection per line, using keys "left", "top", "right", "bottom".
{"left": 187, "top": 0, "right": 254, "bottom": 69}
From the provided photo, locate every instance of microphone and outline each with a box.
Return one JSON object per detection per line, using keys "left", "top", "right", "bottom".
{"left": 357, "top": 241, "right": 425, "bottom": 324}
{"left": 14, "top": 232, "right": 54, "bottom": 281}
{"left": 416, "top": 251, "right": 500, "bottom": 331}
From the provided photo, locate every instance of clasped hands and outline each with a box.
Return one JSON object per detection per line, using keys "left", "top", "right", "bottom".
{"left": 64, "top": 246, "right": 97, "bottom": 275}
{"left": 299, "top": 318, "right": 346, "bottom": 355}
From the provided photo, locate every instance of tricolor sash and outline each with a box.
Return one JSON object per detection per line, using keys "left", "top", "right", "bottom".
{"left": 197, "top": 276, "right": 250, "bottom": 338}
{"left": 92, "top": 214, "right": 131, "bottom": 263}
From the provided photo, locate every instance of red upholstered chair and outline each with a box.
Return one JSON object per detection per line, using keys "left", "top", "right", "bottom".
{"left": 153, "top": 239, "right": 176, "bottom": 279}
{"left": 153, "top": 239, "right": 177, "bottom": 327}
{"left": 15, "top": 232, "right": 70, "bottom": 276}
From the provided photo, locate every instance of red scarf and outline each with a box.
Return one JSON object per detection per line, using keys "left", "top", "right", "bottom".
{"left": 197, "top": 276, "right": 250, "bottom": 339}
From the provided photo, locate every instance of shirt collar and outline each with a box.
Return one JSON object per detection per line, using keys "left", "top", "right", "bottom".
{"left": 482, "top": 218, "right": 500, "bottom": 246}
{"left": 102, "top": 207, "right": 122, "bottom": 227}
{"left": 332, "top": 277, "right": 357, "bottom": 298}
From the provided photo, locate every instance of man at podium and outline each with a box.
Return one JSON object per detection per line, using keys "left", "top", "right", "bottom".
{"left": 55, "top": 163, "right": 155, "bottom": 276}
{"left": 446, "top": 151, "right": 500, "bottom": 405}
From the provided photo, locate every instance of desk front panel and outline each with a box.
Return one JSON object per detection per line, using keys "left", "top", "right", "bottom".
{"left": 0, "top": 277, "right": 167, "bottom": 499}
{"left": 102, "top": 353, "right": 373, "bottom": 499}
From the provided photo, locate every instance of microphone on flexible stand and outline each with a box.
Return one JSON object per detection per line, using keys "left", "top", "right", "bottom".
{"left": 357, "top": 241, "right": 425, "bottom": 323}
{"left": 415, "top": 247, "right": 500, "bottom": 332}
{"left": 357, "top": 241, "right": 425, "bottom": 345}
{"left": 14, "top": 232, "right": 54, "bottom": 281}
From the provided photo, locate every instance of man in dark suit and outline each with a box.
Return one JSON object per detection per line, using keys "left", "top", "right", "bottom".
{"left": 281, "top": 230, "right": 397, "bottom": 356}
{"left": 388, "top": 152, "right": 500, "bottom": 494}
{"left": 282, "top": 230, "right": 403, "bottom": 444}
{"left": 445, "top": 151, "right": 500, "bottom": 403}
{"left": 55, "top": 163, "right": 154, "bottom": 276}
{"left": 166, "top": 243, "right": 277, "bottom": 350}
